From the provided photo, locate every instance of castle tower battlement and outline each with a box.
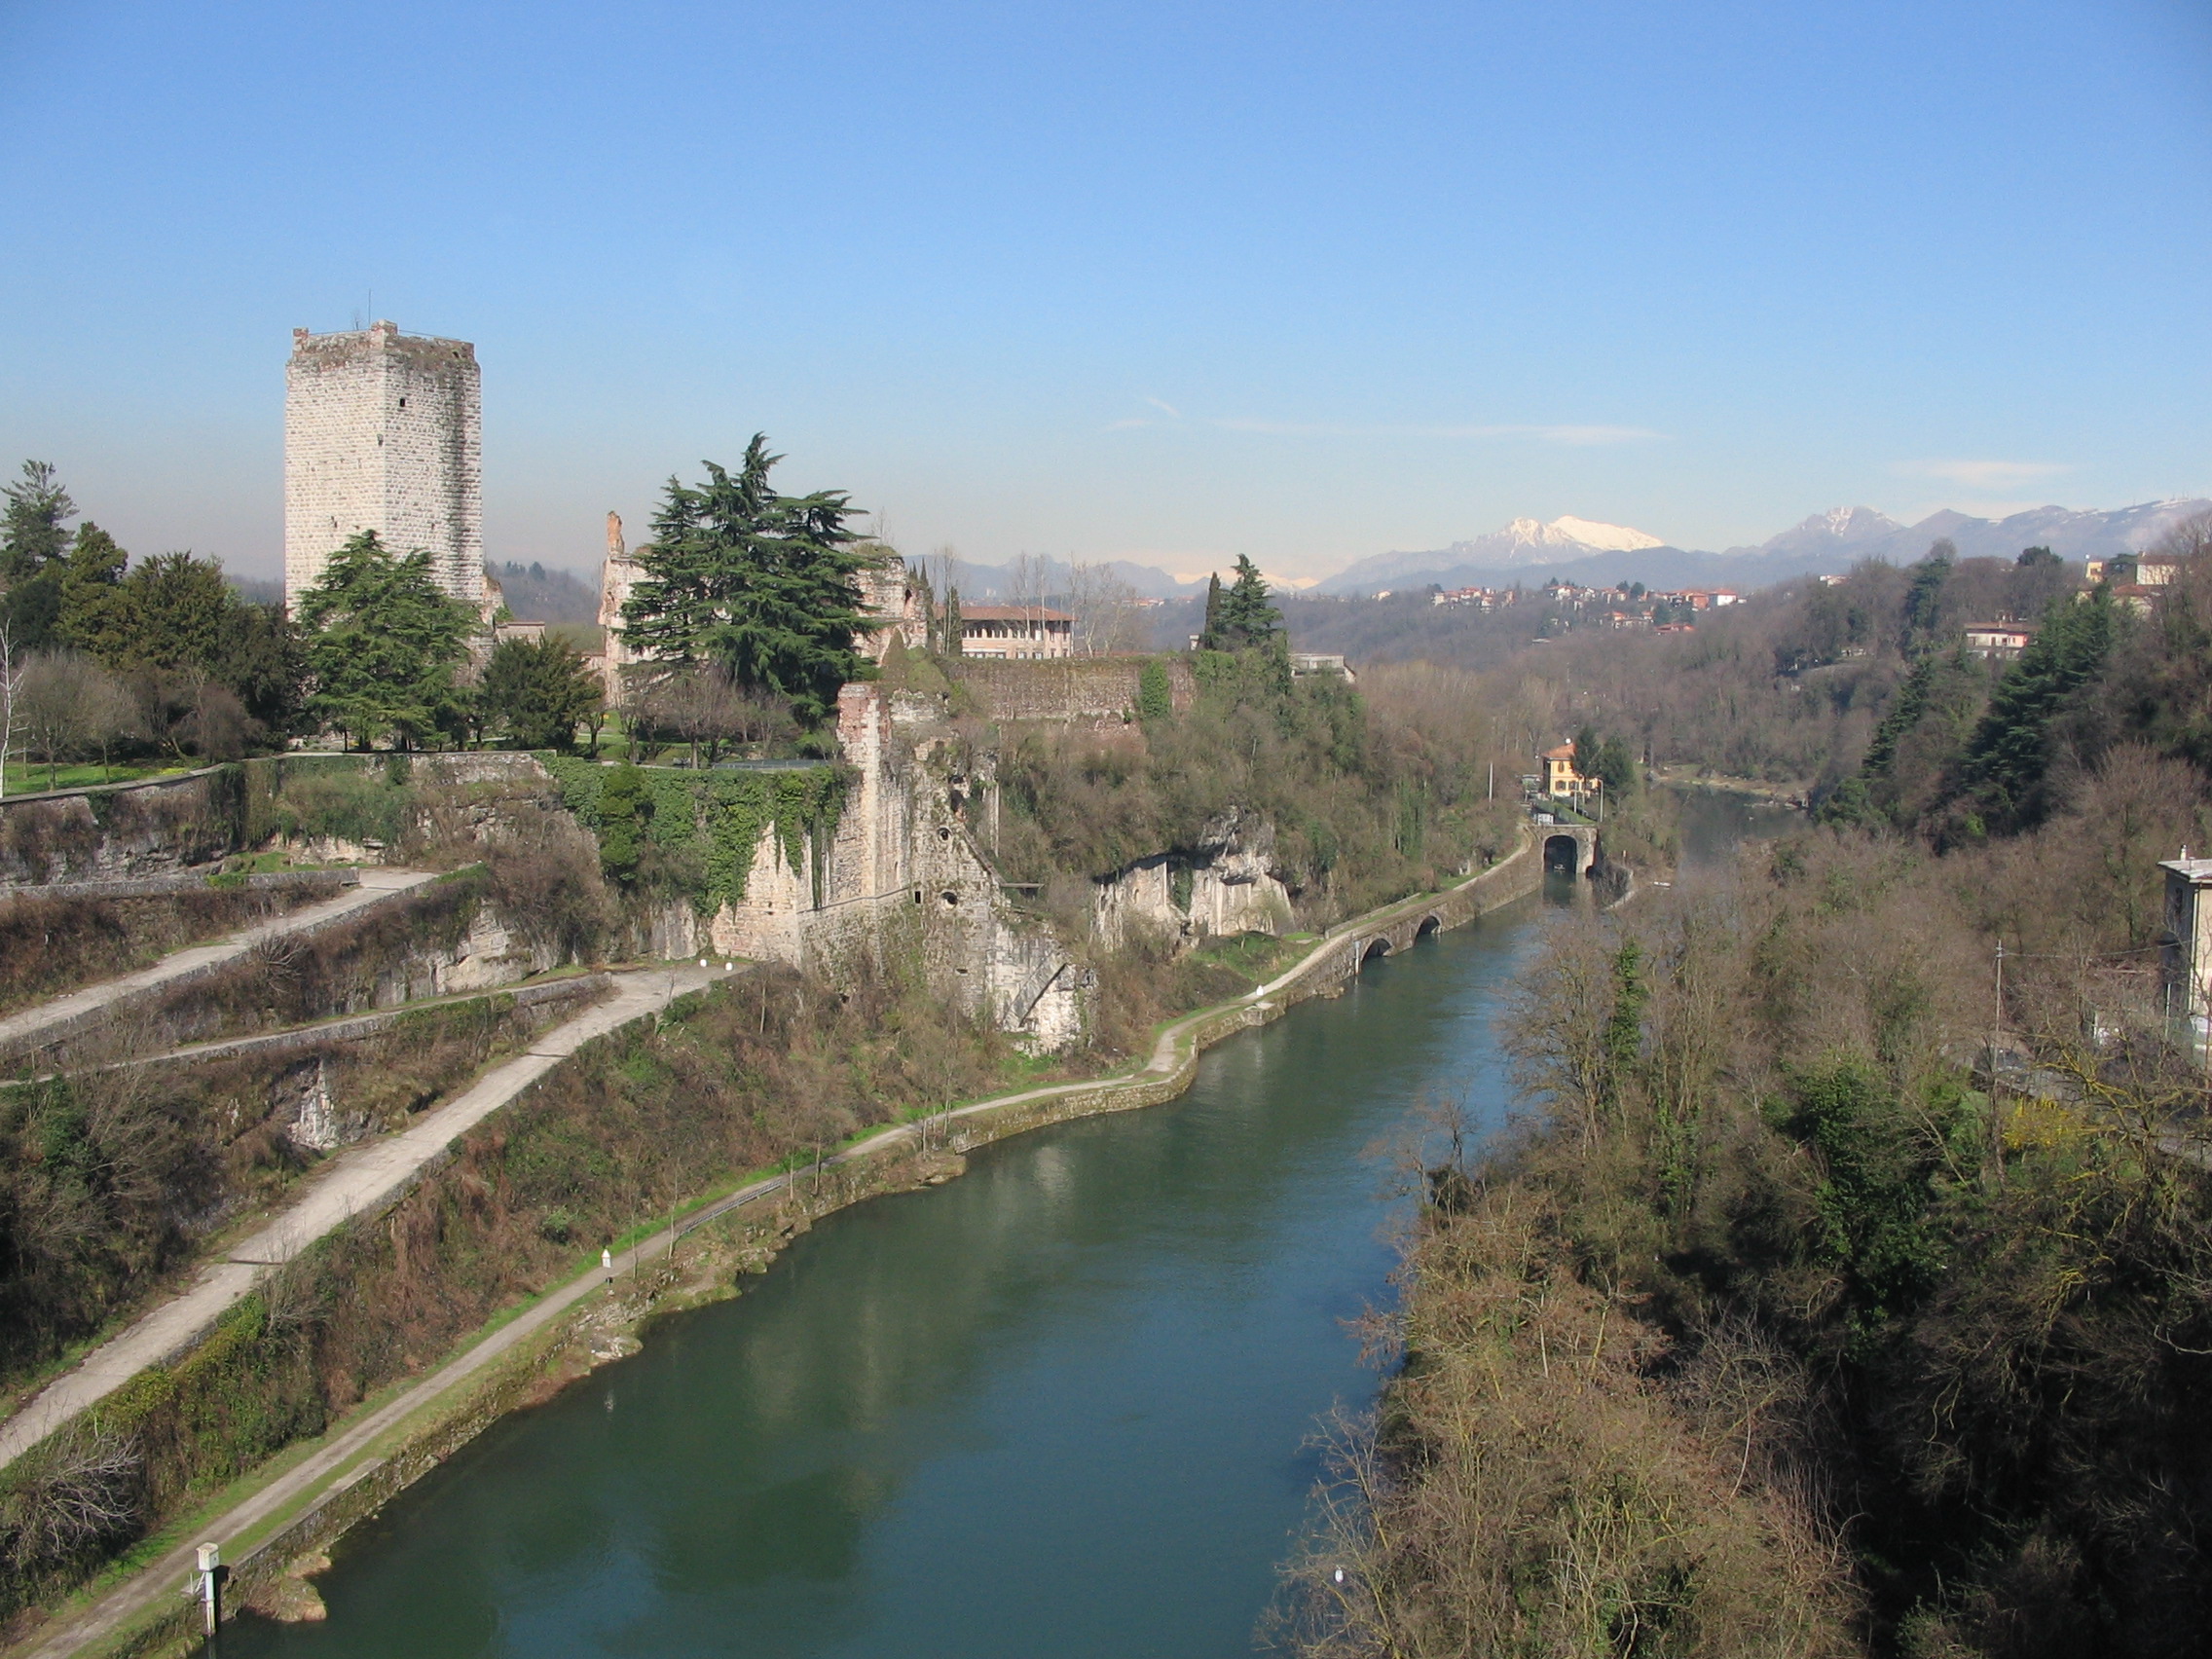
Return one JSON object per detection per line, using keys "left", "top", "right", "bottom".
{"left": 284, "top": 320, "right": 483, "bottom": 610}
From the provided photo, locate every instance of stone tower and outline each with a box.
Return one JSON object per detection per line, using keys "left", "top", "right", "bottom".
{"left": 284, "top": 321, "right": 483, "bottom": 610}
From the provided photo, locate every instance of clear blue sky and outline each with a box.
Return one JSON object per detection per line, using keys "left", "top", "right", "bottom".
{"left": 3, "top": 0, "right": 2208, "bottom": 583}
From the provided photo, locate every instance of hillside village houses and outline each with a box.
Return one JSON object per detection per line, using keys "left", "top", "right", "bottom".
{"left": 1435, "top": 579, "right": 1738, "bottom": 624}
{"left": 1964, "top": 621, "right": 2035, "bottom": 659}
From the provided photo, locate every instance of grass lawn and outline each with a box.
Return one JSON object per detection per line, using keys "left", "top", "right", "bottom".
{"left": 1, "top": 759, "right": 193, "bottom": 794}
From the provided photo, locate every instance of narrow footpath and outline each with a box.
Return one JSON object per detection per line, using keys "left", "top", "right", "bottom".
{"left": 0, "top": 961, "right": 725, "bottom": 1473}
{"left": 0, "top": 869, "right": 440, "bottom": 1060}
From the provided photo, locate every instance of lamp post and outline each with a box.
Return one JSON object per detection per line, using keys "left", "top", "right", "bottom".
{"left": 196, "top": 1542, "right": 221, "bottom": 1639}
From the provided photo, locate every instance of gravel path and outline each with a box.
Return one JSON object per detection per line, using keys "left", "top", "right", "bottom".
{"left": 0, "top": 961, "right": 726, "bottom": 1473}
{"left": 0, "top": 869, "right": 439, "bottom": 1061}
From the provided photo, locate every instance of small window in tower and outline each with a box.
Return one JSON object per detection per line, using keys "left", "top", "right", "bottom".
{"left": 397, "top": 397, "right": 407, "bottom": 408}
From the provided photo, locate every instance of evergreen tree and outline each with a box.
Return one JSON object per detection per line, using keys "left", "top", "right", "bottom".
{"left": 1958, "top": 588, "right": 2117, "bottom": 831}
{"left": 618, "top": 437, "right": 871, "bottom": 727}
{"left": 105, "top": 552, "right": 235, "bottom": 671}
{"left": 55, "top": 532, "right": 305, "bottom": 741}
{"left": 1859, "top": 658, "right": 1934, "bottom": 785}
{"left": 1900, "top": 540, "right": 1954, "bottom": 656}
{"left": 479, "top": 635, "right": 604, "bottom": 752}
{"left": 1136, "top": 656, "right": 1172, "bottom": 723}
{"left": 216, "top": 603, "right": 309, "bottom": 738}
{"left": 296, "top": 531, "right": 477, "bottom": 750}
{"left": 594, "top": 762, "right": 654, "bottom": 881}
{"left": 0, "top": 461, "right": 79, "bottom": 649}
{"left": 1600, "top": 938, "right": 1647, "bottom": 1122}
{"left": 1199, "top": 556, "right": 1281, "bottom": 651}
{"left": 1595, "top": 735, "right": 1636, "bottom": 797}
{"left": 942, "top": 585, "right": 964, "bottom": 656}
{"left": 55, "top": 524, "right": 131, "bottom": 660}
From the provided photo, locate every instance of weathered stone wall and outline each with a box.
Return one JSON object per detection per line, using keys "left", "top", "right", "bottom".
{"left": 0, "top": 768, "right": 242, "bottom": 889}
{"left": 688, "top": 684, "right": 1092, "bottom": 1048}
{"left": 0, "top": 754, "right": 559, "bottom": 890}
{"left": 284, "top": 321, "right": 483, "bottom": 608}
{"left": 946, "top": 655, "right": 1195, "bottom": 724}
{"left": 1091, "top": 807, "right": 1294, "bottom": 952}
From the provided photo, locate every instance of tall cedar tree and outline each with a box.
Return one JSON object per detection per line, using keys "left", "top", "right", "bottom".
{"left": 1900, "top": 540, "right": 1954, "bottom": 656}
{"left": 297, "top": 532, "right": 477, "bottom": 750}
{"left": 1958, "top": 586, "right": 2117, "bottom": 831}
{"left": 619, "top": 438, "right": 872, "bottom": 727}
{"left": 479, "top": 634, "right": 604, "bottom": 752}
{"left": 1200, "top": 556, "right": 1281, "bottom": 650}
{"left": 0, "top": 461, "right": 78, "bottom": 649}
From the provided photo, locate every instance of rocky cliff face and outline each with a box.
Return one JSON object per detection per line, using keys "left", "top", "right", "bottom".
{"left": 679, "top": 684, "right": 1095, "bottom": 1051}
{"left": 1091, "top": 807, "right": 1293, "bottom": 953}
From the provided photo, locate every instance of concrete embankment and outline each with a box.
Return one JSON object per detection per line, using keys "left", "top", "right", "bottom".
{"left": 25, "top": 836, "right": 1543, "bottom": 1659}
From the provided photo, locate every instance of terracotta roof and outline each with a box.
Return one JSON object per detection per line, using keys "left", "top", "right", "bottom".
{"left": 1542, "top": 744, "right": 1576, "bottom": 760}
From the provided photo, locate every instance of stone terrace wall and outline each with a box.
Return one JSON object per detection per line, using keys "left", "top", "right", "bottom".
{"left": 947, "top": 655, "right": 1195, "bottom": 724}
{"left": 0, "top": 753, "right": 555, "bottom": 890}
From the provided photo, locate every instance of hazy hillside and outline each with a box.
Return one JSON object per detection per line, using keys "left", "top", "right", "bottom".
{"left": 490, "top": 560, "right": 600, "bottom": 624}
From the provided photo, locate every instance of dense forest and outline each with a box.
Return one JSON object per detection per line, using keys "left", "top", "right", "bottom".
{"left": 1291, "top": 512, "right": 2212, "bottom": 1658}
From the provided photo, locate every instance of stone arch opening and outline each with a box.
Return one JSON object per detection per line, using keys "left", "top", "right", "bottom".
{"left": 1416, "top": 914, "right": 1441, "bottom": 938}
{"left": 1361, "top": 938, "right": 1390, "bottom": 962}
{"left": 1544, "top": 833, "right": 1582, "bottom": 872}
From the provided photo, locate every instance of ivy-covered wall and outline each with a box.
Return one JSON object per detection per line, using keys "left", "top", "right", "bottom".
{"left": 539, "top": 758, "right": 850, "bottom": 914}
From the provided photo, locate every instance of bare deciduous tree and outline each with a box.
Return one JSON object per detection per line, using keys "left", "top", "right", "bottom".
{"left": 1065, "top": 560, "right": 1140, "bottom": 655}
{"left": 16, "top": 651, "right": 137, "bottom": 789}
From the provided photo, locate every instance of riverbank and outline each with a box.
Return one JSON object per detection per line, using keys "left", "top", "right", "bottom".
{"left": 20, "top": 831, "right": 1545, "bottom": 1659}
{"left": 1649, "top": 765, "right": 1813, "bottom": 807}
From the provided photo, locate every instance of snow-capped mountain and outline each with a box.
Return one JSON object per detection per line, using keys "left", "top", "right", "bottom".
{"left": 1310, "top": 499, "right": 2212, "bottom": 597}
{"left": 1316, "top": 516, "right": 1665, "bottom": 593}
{"left": 1747, "top": 506, "right": 1907, "bottom": 562}
{"left": 1716, "top": 498, "right": 2212, "bottom": 571}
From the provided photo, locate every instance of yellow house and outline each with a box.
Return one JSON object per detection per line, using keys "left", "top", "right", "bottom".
{"left": 1540, "top": 742, "right": 1601, "bottom": 803}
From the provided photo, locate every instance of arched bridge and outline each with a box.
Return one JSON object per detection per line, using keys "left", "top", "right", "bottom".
{"left": 1539, "top": 822, "right": 1600, "bottom": 876}
{"left": 1293, "top": 819, "right": 1603, "bottom": 988}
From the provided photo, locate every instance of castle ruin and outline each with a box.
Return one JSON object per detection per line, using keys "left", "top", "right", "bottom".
{"left": 284, "top": 321, "right": 483, "bottom": 611}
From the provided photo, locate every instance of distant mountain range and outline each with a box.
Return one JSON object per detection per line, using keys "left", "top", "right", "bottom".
{"left": 1310, "top": 500, "right": 2212, "bottom": 597}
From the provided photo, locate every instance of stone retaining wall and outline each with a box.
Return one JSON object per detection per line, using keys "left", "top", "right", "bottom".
{"left": 946, "top": 655, "right": 1195, "bottom": 724}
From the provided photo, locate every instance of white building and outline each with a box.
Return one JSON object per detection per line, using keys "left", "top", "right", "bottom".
{"left": 284, "top": 321, "right": 483, "bottom": 611}
{"left": 956, "top": 605, "right": 1074, "bottom": 659}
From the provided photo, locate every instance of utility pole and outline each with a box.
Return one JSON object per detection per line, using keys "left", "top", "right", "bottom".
{"left": 1988, "top": 939, "right": 2008, "bottom": 1192}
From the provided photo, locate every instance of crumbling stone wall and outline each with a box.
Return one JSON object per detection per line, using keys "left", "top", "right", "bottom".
{"left": 946, "top": 655, "right": 1195, "bottom": 724}
{"left": 690, "top": 684, "right": 1092, "bottom": 1049}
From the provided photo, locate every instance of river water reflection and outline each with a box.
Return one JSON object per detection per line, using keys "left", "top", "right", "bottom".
{"left": 229, "top": 880, "right": 1581, "bottom": 1659}
{"left": 229, "top": 799, "right": 1791, "bottom": 1657}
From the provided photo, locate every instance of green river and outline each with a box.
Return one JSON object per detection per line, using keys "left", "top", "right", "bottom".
{"left": 227, "top": 797, "right": 1788, "bottom": 1658}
